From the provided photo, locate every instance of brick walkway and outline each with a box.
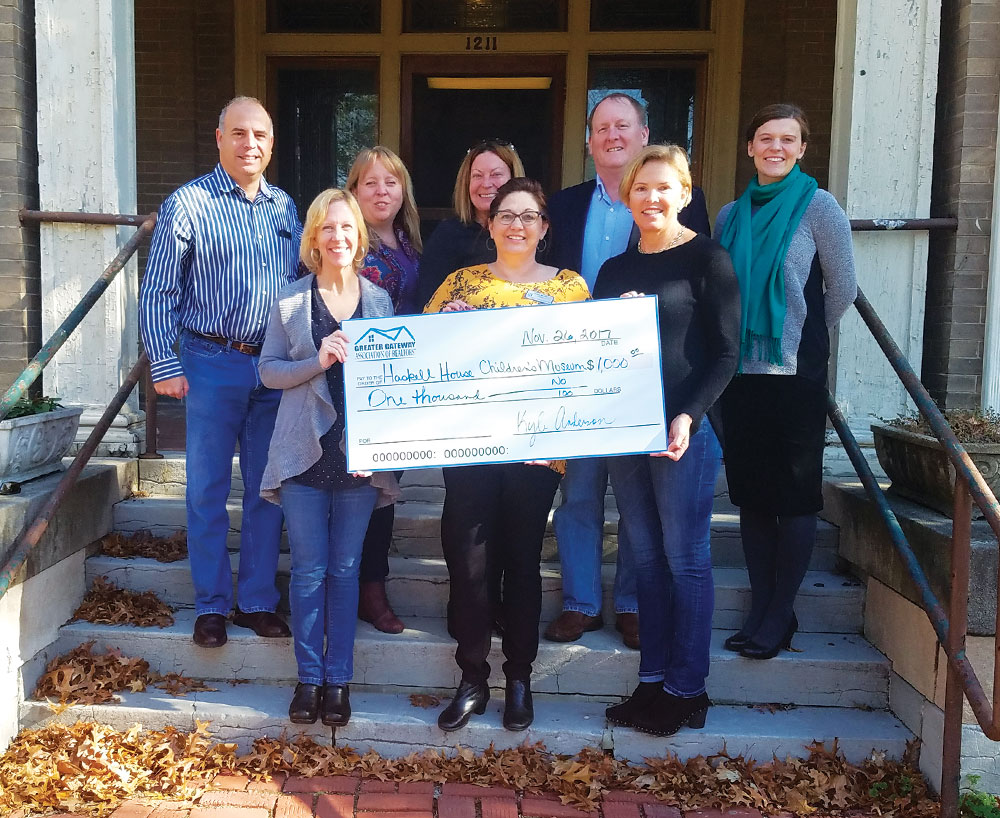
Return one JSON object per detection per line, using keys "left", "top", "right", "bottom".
{"left": 35, "top": 773, "right": 771, "bottom": 818}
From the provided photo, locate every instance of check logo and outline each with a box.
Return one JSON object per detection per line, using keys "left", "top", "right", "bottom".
{"left": 356, "top": 326, "right": 416, "bottom": 346}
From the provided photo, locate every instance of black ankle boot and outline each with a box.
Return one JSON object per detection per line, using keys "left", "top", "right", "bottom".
{"left": 288, "top": 683, "right": 321, "bottom": 724}
{"left": 503, "top": 678, "right": 533, "bottom": 731}
{"left": 605, "top": 681, "right": 661, "bottom": 727}
{"left": 321, "top": 683, "right": 351, "bottom": 727}
{"left": 631, "top": 690, "right": 711, "bottom": 737}
{"left": 438, "top": 680, "right": 489, "bottom": 731}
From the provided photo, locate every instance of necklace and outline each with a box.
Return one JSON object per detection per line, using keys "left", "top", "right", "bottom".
{"left": 638, "top": 226, "right": 686, "bottom": 254}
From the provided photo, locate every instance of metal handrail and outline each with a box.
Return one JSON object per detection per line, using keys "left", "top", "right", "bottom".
{"left": 0, "top": 354, "right": 148, "bottom": 598}
{"left": 0, "top": 213, "right": 157, "bottom": 421}
{"left": 832, "top": 285, "right": 1000, "bottom": 818}
{"left": 0, "top": 212, "right": 155, "bottom": 601}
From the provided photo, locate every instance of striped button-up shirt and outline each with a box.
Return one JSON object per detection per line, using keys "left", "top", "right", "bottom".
{"left": 140, "top": 164, "right": 302, "bottom": 382}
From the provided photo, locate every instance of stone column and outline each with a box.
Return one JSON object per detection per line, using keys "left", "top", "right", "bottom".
{"left": 828, "top": 0, "right": 941, "bottom": 437}
{"left": 35, "top": 0, "right": 142, "bottom": 454}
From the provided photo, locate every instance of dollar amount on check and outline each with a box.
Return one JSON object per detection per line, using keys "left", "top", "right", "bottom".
{"left": 342, "top": 296, "right": 667, "bottom": 471}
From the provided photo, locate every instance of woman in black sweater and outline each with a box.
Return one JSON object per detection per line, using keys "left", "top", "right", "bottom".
{"left": 594, "top": 145, "right": 740, "bottom": 736}
{"left": 416, "top": 139, "right": 525, "bottom": 308}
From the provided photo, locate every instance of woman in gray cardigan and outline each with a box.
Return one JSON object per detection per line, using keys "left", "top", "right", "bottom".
{"left": 259, "top": 188, "right": 398, "bottom": 727}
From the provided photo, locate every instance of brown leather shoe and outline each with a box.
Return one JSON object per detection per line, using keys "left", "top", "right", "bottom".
{"left": 543, "top": 610, "right": 604, "bottom": 642}
{"left": 358, "top": 580, "right": 405, "bottom": 634}
{"left": 232, "top": 609, "right": 291, "bottom": 638}
{"left": 616, "top": 612, "right": 640, "bottom": 650}
{"left": 193, "top": 613, "right": 227, "bottom": 648}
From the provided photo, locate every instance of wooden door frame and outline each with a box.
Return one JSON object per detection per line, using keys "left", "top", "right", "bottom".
{"left": 400, "top": 54, "right": 567, "bottom": 193}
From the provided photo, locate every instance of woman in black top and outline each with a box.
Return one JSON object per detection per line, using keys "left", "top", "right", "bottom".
{"left": 416, "top": 139, "right": 525, "bottom": 307}
{"left": 594, "top": 145, "right": 740, "bottom": 736}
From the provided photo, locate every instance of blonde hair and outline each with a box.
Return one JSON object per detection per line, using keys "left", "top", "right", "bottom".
{"left": 299, "top": 188, "right": 369, "bottom": 274}
{"left": 346, "top": 146, "right": 423, "bottom": 254}
{"left": 618, "top": 144, "right": 693, "bottom": 208}
{"left": 452, "top": 140, "right": 525, "bottom": 225}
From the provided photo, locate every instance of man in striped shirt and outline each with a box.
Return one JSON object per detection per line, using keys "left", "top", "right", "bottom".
{"left": 140, "top": 97, "right": 301, "bottom": 648}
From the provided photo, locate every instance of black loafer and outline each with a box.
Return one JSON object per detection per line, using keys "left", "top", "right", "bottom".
{"left": 193, "top": 613, "right": 227, "bottom": 648}
{"left": 438, "top": 680, "right": 489, "bottom": 731}
{"left": 503, "top": 678, "right": 533, "bottom": 731}
{"left": 289, "top": 683, "right": 321, "bottom": 724}
{"left": 321, "top": 684, "right": 351, "bottom": 727}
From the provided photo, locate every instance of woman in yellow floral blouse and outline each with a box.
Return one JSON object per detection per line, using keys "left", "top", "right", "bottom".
{"left": 426, "top": 178, "right": 589, "bottom": 734}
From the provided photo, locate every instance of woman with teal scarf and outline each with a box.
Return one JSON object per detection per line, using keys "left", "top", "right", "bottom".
{"left": 716, "top": 104, "right": 857, "bottom": 661}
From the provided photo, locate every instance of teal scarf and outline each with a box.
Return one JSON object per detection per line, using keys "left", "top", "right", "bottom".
{"left": 718, "top": 164, "right": 817, "bottom": 366}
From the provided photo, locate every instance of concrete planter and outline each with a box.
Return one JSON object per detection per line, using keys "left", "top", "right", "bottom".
{"left": 0, "top": 406, "right": 83, "bottom": 483}
{"left": 871, "top": 420, "right": 1000, "bottom": 519}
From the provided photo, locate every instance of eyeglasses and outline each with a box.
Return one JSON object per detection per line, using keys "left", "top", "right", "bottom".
{"left": 494, "top": 210, "right": 543, "bottom": 226}
{"left": 468, "top": 138, "right": 517, "bottom": 154}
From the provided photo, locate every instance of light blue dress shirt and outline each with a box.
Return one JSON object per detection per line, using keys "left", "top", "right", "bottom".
{"left": 580, "top": 176, "right": 635, "bottom": 291}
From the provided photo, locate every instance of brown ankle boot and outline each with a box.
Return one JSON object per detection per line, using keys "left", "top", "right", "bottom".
{"left": 358, "top": 580, "right": 404, "bottom": 634}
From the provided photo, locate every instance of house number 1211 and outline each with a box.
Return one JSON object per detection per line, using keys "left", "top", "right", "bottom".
{"left": 466, "top": 36, "right": 498, "bottom": 51}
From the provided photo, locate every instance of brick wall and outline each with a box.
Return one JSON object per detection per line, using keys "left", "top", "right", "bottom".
{"left": 736, "top": 0, "right": 837, "bottom": 194}
{"left": 0, "top": 0, "right": 39, "bottom": 391}
{"left": 135, "top": 0, "right": 235, "bottom": 218}
{"left": 923, "top": 1, "right": 999, "bottom": 409}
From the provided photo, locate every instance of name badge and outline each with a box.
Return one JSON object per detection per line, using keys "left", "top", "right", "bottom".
{"left": 524, "top": 289, "right": 554, "bottom": 305}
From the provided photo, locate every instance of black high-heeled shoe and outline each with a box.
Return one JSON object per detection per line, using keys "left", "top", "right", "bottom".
{"left": 438, "top": 680, "right": 490, "bottom": 731}
{"left": 503, "top": 678, "right": 533, "bottom": 731}
{"left": 321, "top": 683, "right": 351, "bottom": 726}
{"left": 631, "top": 689, "right": 711, "bottom": 736}
{"left": 723, "top": 631, "right": 752, "bottom": 652}
{"left": 288, "top": 683, "right": 321, "bottom": 724}
{"left": 739, "top": 614, "right": 798, "bottom": 660}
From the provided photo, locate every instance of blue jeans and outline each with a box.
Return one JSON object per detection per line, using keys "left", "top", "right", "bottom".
{"left": 281, "top": 480, "right": 377, "bottom": 685}
{"left": 179, "top": 331, "right": 284, "bottom": 617}
{"left": 551, "top": 457, "right": 638, "bottom": 616}
{"left": 608, "top": 423, "right": 721, "bottom": 696}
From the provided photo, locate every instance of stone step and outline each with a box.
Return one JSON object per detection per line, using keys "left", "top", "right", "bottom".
{"left": 18, "top": 683, "right": 912, "bottom": 764}
{"left": 111, "top": 496, "right": 842, "bottom": 570}
{"left": 48, "top": 610, "right": 890, "bottom": 708}
{"left": 86, "top": 554, "right": 865, "bottom": 633}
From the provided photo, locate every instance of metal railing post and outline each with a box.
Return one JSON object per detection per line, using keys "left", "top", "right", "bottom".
{"left": 139, "top": 364, "right": 162, "bottom": 459}
{"left": 941, "top": 477, "right": 972, "bottom": 818}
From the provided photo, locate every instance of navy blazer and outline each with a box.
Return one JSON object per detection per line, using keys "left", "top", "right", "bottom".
{"left": 546, "top": 179, "right": 711, "bottom": 274}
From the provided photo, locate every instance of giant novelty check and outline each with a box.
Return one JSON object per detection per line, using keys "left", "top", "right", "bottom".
{"left": 342, "top": 296, "right": 667, "bottom": 471}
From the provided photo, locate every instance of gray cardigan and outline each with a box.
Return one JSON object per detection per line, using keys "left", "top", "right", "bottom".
{"left": 258, "top": 273, "right": 399, "bottom": 506}
{"left": 715, "top": 189, "right": 858, "bottom": 377}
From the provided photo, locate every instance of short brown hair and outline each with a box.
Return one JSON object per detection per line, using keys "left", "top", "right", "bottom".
{"left": 488, "top": 177, "right": 548, "bottom": 222}
{"left": 452, "top": 140, "right": 525, "bottom": 224}
{"left": 745, "top": 103, "right": 810, "bottom": 144}
{"left": 346, "top": 146, "right": 423, "bottom": 254}
{"left": 299, "top": 188, "right": 369, "bottom": 273}
{"left": 618, "top": 144, "right": 692, "bottom": 208}
{"left": 587, "top": 92, "right": 648, "bottom": 133}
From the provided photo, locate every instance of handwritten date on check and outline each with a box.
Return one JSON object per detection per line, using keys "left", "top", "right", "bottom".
{"left": 342, "top": 296, "right": 667, "bottom": 471}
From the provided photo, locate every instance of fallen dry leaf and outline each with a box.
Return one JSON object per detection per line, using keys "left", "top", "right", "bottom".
{"left": 32, "top": 643, "right": 216, "bottom": 706}
{"left": 99, "top": 530, "right": 187, "bottom": 562}
{"left": 72, "top": 577, "right": 175, "bottom": 628}
{"left": 408, "top": 693, "right": 441, "bottom": 708}
{"left": 0, "top": 721, "right": 939, "bottom": 818}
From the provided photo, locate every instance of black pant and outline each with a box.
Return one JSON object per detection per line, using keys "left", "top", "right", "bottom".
{"left": 359, "top": 470, "right": 403, "bottom": 582}
{"left": 441, "top": 462, "right": 561, "bottom": 684}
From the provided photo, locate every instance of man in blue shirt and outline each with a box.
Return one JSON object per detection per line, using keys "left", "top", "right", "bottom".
{"left": 545, "top": 93, "right": 710, "bottom": 648}
{"left": 140, "top": 97, "right": 301, "bottom": 648}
